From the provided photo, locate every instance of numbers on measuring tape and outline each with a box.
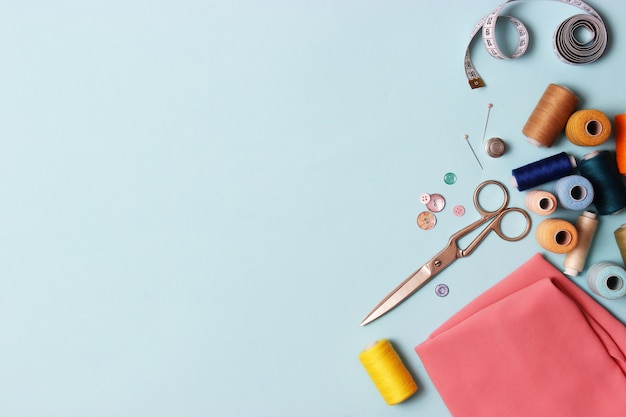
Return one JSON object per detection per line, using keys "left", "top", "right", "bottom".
{"left": 464, "top": 0, "right": 608, "bottom": 89}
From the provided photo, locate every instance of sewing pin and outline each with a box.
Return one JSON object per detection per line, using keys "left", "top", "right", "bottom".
{"left": 463, "top": 134, "right": 483, "bottom": 170}
{"left": 482, "top": 103, "right": 493, "bottom": 143}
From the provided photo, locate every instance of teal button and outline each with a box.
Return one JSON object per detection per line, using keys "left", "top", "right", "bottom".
{"left": 444, "top": 172, "right": 457, "bottom": 185}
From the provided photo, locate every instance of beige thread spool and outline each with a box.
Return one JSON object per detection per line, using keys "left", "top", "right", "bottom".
{"left": 525, "top": 190, "right": 557, "bottom": 216}
{"left": 615, "top": 224, "right": 626, "bottom": 266}
{"left": 563, "top": 211, "right": 598, "bottom": 276}
{"left": 522, "top": 83, "right": 579, "bottom": 148}
{"left": 536, "top": 218, "right": 579, "bottom": 254}
{"left": 565, "top": 109, "right": 612, "bottom": 146}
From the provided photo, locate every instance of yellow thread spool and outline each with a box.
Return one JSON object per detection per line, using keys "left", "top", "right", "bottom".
{"left": 563, "top": 211, "right": 598, "bottom": 276}
{"left": 525, "top": 190, "right": 557, "bottom": 216}
{"left": 536, "top": 218, "right": 579, "bottom": 254}
{"left": 615, "top": 224, "right": 626, "bottom": 266}
{"left": 358, "top": 339, "right": 417, "bottom": 405}
{"left": 522, "top": 83, "right": 579, "bottom": 148}
{"left": 565, "top": 109, "right": 611, "bottom": 146}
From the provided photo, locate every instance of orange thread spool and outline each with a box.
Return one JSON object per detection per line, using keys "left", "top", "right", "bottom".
{"left": 565, "top": 109, "right": 611, "bottom": 146}
{"left": 522, "top": 84, "right": 579, "bottom": 148}
{"left": 536, "top": 218, "right": 579, "bottom": 254}
{"left": 615, "top": 113, "right": 626, "bottom": 175}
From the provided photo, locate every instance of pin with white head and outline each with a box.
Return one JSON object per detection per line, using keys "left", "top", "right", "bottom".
{"left": 481, "top": 103, "right": 493, "bottom": 143}
{"left": 463, "top": 134, "right": 483, "bottom": 170}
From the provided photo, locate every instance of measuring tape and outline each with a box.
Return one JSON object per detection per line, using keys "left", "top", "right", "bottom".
{"left": 464, "top": 0, "right": 608, "bottom": 89}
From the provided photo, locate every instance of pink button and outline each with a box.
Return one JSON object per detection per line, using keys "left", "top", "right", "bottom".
{"left": 426, "top": 194, "right": 446, "bottom": 212}
{"left": 419, "top": 193, "right": 431, "bottom": 204}
{"left": 453, "top": 205, "right": 466, "bottom": 217}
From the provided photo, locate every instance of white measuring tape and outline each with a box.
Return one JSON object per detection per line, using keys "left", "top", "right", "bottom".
{"left": 464, "top": 0, "right": 608, "bottom": 89}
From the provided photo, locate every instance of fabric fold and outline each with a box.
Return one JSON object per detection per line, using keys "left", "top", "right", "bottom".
{"left": 415, "top": 253, "right": 626, "bottom": 417}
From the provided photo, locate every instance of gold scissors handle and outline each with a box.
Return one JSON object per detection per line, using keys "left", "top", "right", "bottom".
{"left": 359, "top": 180, "right": 531, "bottom": 326}
{"left": 455, "top": 180, "right": 531, "bottom": 257}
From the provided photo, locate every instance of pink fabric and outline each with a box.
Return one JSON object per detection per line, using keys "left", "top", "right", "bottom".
{"left": 415, "top": 253, "right": 626, "bottom": 417}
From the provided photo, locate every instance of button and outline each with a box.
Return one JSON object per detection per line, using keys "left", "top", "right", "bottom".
{"left": 444, "top": 172, "right": 457, "bottom": 185}
{"left": 419, "top": 193, "right": 431, "bottom": 204}
{"left": 417, "top": 211, "right": 437, "bottom": 230}
{"left": 426, "top": 194, "right": 445, "bottom": 212}
{"left": 435, "top": 283, "right": 449, "bottom": 297}
{"left": 453, "top": 205, "right": 466, "bottom": 216}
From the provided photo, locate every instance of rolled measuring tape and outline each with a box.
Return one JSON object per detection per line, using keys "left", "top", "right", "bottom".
{"left": 586, "top": 262, "right": 626, "bottom": 300}
{"left": 359, "top": 339, "right": 418, "bottom": 405}
{"left": 464, "top": 0, "right": 608, "bottom": 89}
{"left": 565, "top": 109, "right": 611, "bottom": 146}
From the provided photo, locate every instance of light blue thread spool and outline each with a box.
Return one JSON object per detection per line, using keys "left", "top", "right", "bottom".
{"left": 586, "top": 262, "right": 626, "bottom": 299}
{"left": 553, "top": 175, "right": 594, "bottom": 211}
{"left": 578, "top": 150, "right": 626, "bottom": 215}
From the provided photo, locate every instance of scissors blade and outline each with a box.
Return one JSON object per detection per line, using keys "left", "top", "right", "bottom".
{"left": 360, "top": 262, "right": 439, "bottom": 326}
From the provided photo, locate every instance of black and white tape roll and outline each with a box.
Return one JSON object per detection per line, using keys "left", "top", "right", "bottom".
{"left": 464, "top": 0, "right": 608, "bottom": 89}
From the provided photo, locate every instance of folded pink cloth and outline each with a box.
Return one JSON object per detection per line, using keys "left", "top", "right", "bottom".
{"left": 415, "top": 253, "right": 626, "bottom": 417}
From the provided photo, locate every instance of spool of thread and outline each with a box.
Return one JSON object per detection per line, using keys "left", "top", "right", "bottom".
{"left": 578, "top": 150, "right": 626, "bottom": 215}
{"left": 522, "top": 83, "right": 579, "bottom": 148}
{"left": 586, "top": 262, "right": 626, "bottom": 299}
{"left": 565, "top": 109, "right": 611, "bottom": 146}
{"left": 552, "top": 175, "right": 594, "bottom": 211}
{"left": 485, "top": 137, "right": 505, "bottom": 158}
{"left": 358, "top": 339, "right": 418, "bottom": 405}
{"left": 563, "top": 211, "right": 598, "bottom": 277}
{"left": 511, "top": 152, "right": 576, "bottom": 191}
{"left": 615, "top": 113, "right": 626, "bottom": 175}
{"left": 614, "top": 224, "right": 626, "bottom": 266}
{"left": 525, "top": 190, "right": 557, "bottom": 216}
{"left": 536, "top": 218, "right": 578, "bottom": 254}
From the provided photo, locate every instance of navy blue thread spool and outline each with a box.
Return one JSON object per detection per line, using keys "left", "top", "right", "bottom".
{"left": 511, "top": 152, "right": 577, "bottom": 191}
{"left": 578, "top": 150, "right": 626, "bottom": 215}
{"left": 553, "top": 175, "right": 595, "bottom": 211}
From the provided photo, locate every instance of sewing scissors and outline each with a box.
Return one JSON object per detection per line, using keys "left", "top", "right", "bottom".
{"left": 360, "top": 180, "right": 531, "bottom": 326}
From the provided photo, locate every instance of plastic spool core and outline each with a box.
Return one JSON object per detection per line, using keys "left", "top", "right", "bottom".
{"left": 539, "top": 197, "right": 554, "bottom": 211}
{"left": 607, "top": 275, "right": 623, "bottom": 291}
{"left": 570, "top": 185, "right": 587, "bottom": 201}
{"left": 585, "top": 120, "right": 602, "bottom": 136}
{"left": 555, "top": 231, "right": 573, "bottom": 247}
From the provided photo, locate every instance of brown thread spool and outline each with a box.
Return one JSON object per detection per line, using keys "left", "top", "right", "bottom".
{"left": 525, "top": 190, "right": 557, "bottom": 216}
{"left": 522, "top": 83, "right": 579, "bottom": 148}
{"left": 563, "top": 211, "right": 598, "bottom": 276}
{"left": 565, "top": 109, "right": 611, "bottom": 146}
{"left": 536, "top": 218, "right": 578, "bottom": 254}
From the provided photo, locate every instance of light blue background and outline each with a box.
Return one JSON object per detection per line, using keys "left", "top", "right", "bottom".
{"left": 1, "top": 1, "right": 626, "bottom": 416}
